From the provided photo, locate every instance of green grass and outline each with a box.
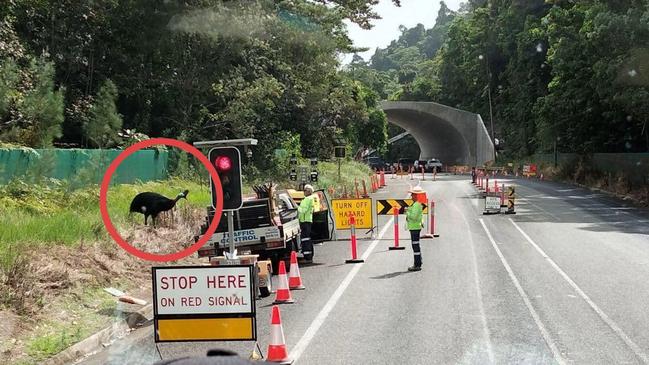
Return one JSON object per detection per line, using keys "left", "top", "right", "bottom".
{"left": 316, "top": 160, "right": 373, "bottom": 195}
{"left": 27, "top": 326, "right": 84, "bottom": 361}
{"left": 0, "top": 178, "right": 211, "bottom": 275}
{"left": 0, "top": 160, "right": 370, "bottom": 273}
{"left": 15, "top": 287, "right": 124, "bottom": 364}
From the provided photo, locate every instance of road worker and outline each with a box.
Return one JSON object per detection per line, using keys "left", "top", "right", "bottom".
{"left": 298, "top": 184, "right": 316, "bottom": 262}
{"left": 406, "top": 186, "right": 426, "bottom": 271}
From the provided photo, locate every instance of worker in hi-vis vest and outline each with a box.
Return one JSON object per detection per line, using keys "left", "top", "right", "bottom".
{"left": 405, "top": 186, "right": 426, "bottom": 271}
{"left": 298, "top": 184, "right": 316, "bottom": 262}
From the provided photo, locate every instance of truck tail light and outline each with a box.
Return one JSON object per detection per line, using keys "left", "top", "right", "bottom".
{"left": 266, "top": 241, "right": 284, "bottom": 249}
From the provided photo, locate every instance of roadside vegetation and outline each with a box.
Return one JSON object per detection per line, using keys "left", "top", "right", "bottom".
{"left": 0, "top": 157, "right": 371, "bottom": 364}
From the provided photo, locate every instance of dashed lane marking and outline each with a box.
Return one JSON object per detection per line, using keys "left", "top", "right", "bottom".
{"left": 509, "top": 218, "right": 649, "bottom": 364}
{"left": 479, "top": 219, "right": 567, "bottom": 365}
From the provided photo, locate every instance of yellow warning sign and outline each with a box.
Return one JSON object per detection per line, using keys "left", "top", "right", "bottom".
{"left": 157, "top": 318, "right": 254, "bottom": 341}
{"left": 332, "top": 198, "right": 373, "bottom": 230}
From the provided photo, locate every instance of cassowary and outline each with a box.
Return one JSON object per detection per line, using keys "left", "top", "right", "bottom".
{"left": 129, "top": 190, "right": 189, "bottom": 226}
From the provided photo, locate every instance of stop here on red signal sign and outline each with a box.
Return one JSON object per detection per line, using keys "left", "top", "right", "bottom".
{"left": 153, "top": 266, "right": 253, "bottom": 316}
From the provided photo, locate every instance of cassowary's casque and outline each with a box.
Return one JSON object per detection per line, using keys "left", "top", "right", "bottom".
{"left": 129, "top": 190, "right": 189, "bottom": 226}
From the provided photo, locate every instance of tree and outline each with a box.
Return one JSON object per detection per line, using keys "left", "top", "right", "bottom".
{"left": 84, "top": 79, "right": 122, "bottom": 148}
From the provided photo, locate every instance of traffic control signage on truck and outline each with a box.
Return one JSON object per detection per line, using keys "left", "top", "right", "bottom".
{"left": 152, "top": 265, "right": 256, "bottom": 342}
{"left": 332, "top": 198, "right": 372, "bottom": 229}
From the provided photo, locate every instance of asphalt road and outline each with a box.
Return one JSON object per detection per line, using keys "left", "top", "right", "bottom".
{"left": 77, "top": 173, "right": 649, "bottom": 365}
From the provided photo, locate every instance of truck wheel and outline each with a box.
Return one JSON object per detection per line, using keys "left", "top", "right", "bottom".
{"left": 259, "top": 286, "right": 271, "bottom": 298}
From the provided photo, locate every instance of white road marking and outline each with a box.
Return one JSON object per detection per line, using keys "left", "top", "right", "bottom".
{"left": 291, "top": 217, "right": 393, "bottom": 363}
{"left": 479, "top": 219, "right": 566, "bottom": 365}
{"left": 509, "top": 218, "right": 649, "bottom": 364}
{"left": 452, "top": 203, "right": 495, "bottom": 363}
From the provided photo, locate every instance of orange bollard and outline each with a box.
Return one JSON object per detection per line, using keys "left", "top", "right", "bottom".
{"left": 389, "top": 207, "right": 405, "bottom": 250}
{"left": 345, "top": 216, "right": 364, "bottom": 263}
{"left": 430, "top": 200, "right": 440, "bottom": 237}
{"left": 354, "top": 179, "right": 360, "bottom": 198}
{"left": 362, "top": 179, "right": 369, "bottom": 198}
{"left": 380, "top": 170, "right": 386, "bottom": 187}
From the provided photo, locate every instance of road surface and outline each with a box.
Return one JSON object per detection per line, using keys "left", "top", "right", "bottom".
{"left": 78, "top": 174, "right": 649, "bottom": 365}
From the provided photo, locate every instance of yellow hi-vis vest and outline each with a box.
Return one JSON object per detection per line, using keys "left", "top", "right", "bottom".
{"left": 406, "top": 201, "right": 424, "bottom": 231}
{"left": 298, "top": 195, "right": 315, "bottom": 223}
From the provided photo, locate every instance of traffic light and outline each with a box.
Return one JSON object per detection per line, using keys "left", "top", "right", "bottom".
{"left": 310, "top": 157, "right": 318, "bottom": 182}
{"left": 289, "top": 154, "right": 298, "bottom": 181}
{"left": 208, "top": 146, "right": 243, "bottom": 210}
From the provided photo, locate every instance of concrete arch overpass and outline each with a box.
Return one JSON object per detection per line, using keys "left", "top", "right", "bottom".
{"left": 380, "top": 101, "right": 495, "bottom": 166}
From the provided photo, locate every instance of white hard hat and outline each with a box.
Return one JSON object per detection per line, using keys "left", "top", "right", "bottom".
{"left": 304, "top": 184, "right": 314, "bottom": 192}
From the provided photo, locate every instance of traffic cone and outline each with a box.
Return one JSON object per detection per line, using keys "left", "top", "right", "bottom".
{"left": 267, "top": 305, "right": 293, "bottom": 364}
{"left": 273, "top": 261, "right": 294, "bottom": 304}
{"left": 288, "top": 251, "right": 305, "bottom": 290}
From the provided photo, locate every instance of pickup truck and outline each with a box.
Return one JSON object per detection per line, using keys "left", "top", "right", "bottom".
{"left": 195, "top": 188, "right": 302, "bottom": 274}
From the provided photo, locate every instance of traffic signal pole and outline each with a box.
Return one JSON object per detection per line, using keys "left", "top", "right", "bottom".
{"left": 227, "top": 211, "right": 236, "bottom": 259}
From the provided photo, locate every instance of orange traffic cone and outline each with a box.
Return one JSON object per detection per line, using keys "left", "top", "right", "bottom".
{"left": 273, "top": 261, "right": 294, "bottom": 304}
{"left": 288, "top": 251, "right": 305, "bottom": 290}
{"left": 266, "top": 305, "right": 293, "bottom": 364}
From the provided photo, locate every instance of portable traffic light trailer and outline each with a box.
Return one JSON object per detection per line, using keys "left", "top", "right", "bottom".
{"left": 194, "top": 139, "right": 256, "bottom": 257}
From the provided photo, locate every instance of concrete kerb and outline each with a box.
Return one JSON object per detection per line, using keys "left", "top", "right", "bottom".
{"left": 44, "top": 303, "right": 154, "bottom": 365}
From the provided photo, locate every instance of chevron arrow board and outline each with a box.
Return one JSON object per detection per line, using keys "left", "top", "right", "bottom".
{"left": 376, "top": 199, "right": 428, "bottom": 215}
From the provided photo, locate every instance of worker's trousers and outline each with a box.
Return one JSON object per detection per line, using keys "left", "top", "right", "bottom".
{"left": 410, "top": 230, "right": 422, "bottom": 267}
{"left": 300, "top": 222, "right": 313, "bottom": 256}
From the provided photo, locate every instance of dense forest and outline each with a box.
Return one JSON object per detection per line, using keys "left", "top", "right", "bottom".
{"left": 0, "top": 0, "right": 391, "bottom": 177}
{"left": 2, "top": 0, "right": 648, "bottom": 169}
{"left": 347, "top": 0, "right": 649, "bottom": 159}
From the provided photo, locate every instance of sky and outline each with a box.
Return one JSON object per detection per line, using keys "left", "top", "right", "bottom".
{"left": 342, "top": 0, "right": 464, "bottom": 64}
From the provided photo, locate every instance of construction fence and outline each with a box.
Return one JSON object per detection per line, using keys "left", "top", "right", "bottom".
{"left": 0, "top": 148, "right": 169, "bottom": 185}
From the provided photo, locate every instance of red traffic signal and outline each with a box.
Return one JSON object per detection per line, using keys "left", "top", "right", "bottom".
{"left": 208, "top": 147, "right": 243, "bottom": 210}
{"left": 214, "top": 156, "right": 232, "bottom": 172}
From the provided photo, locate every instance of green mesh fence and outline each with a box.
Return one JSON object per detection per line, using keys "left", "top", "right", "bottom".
{"left": 528, "top": 153, "right": 649, "bottom": 185}
{"left": 0, "top": 148, "right": 169, "bottom": 185}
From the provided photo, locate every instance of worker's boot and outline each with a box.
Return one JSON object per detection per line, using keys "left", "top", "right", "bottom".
{"left": 408, "top": 266, "right": 421, "bottom": 272}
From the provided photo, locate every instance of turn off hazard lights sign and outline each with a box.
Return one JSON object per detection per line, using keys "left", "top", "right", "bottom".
{"left": 152, "top": 265, "right": 256, "bottom": 342}
{"left": 332, "top": 198, "right": 373, "bottom": 229}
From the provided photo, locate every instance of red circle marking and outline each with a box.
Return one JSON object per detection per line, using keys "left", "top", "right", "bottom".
{"left": 99, "top": 138, "right": 223, "bottom": 262}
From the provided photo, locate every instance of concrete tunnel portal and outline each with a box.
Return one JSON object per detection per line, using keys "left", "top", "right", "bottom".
{"left": 380, "top": 101, "right": 495, "bottom": 166}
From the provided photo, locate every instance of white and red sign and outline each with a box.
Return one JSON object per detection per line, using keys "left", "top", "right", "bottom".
{"left": 153, "top": 266, "right": 253, "bottom": 316}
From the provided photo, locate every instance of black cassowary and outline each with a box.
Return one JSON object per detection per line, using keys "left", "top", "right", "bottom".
{"left": 129, "top": 190, "right": 189, "bottom": 226}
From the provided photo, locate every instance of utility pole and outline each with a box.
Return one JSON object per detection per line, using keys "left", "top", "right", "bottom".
{"left": 479, "top": 54, "right": 496, "bottom": 161}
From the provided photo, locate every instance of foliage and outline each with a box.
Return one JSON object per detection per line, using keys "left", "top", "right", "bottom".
{"left": 1, "top": 0, "right": 388, "bottom": 168}
{"left": 349, "top": 0, "right": 649, "bottom": 158}
{"left": 83, "top": 79, "right": 122, "bottom": 148}
{"left": 0, "top": 17, "right": 65, "bottom": 148}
